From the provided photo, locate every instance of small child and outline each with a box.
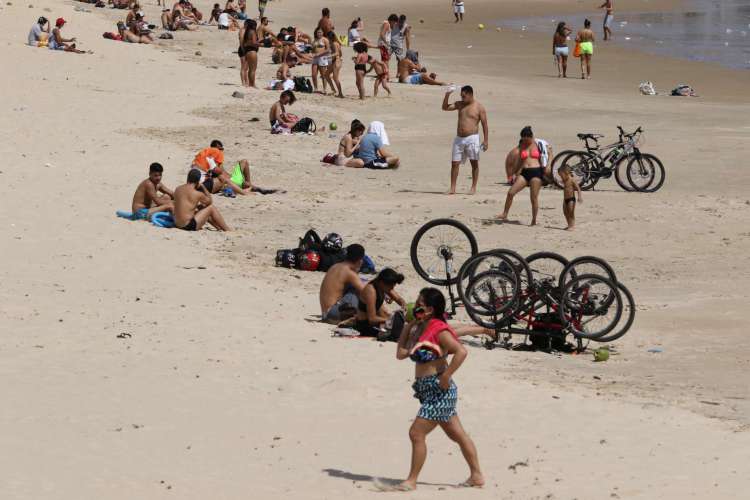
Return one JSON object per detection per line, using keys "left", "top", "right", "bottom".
{"left": 558, "top": 165, "right": 582, "bottom": 230}
{"left": 368, "top": 56, "right": 392, "bottom": 97}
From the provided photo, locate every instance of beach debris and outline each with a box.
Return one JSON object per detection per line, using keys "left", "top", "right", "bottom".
{"left": 624, "top": 37, "right": 631, "bottom": 41}
{"left": 647, "top": 348, "right": 663, "bottom": 353}
{"left": 466, "top": 45, "right": 472, "bottom": 49}
{"left": 508, "top": 460, "right": 529, "bottom": 472}
{"left": 249, "top": 117, "right": 260, "bottom": 122}
{"left": 194, "top": 50, "right": 202, "bottom": 56}
{"left": 231, "top": 91, "right": 245, "bottom": 99}
{"left": 700, "top": 400, "right": 720, "bottom": 406}
{"left": 197, "top": 41, "right": 203, "bottom": 46}
{"left": 419, "top": 19, "right": 424, "bottom": 24}
{"left": 117, "top": 332, "right": 132, "bottom": 339}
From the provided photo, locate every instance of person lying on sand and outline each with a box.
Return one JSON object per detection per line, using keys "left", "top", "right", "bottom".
{"left": 266, "top": 56, "right": 296, "bottom": 90}
{"left": 131, "top": 162, "right": 174, "bottom": 217}
{"left": 320, "top": 244, "right": 366, "bottom": 323}
{"left": 48, "top": 18, "right": 86, "bottom": 53}
{"left": 173, "top": 170, "right": 230, "bottom": 231}
{"left": 191, "top": 140, "right": 254, "bottom": 195}
{"left": 397, "top": 54, "right": 445, "bottom": 85}
{"left": 127, "top": 13, "right": 154, "bottom": 43}
{"left": 269, "top": 90, "right": 298, "bottom": 132}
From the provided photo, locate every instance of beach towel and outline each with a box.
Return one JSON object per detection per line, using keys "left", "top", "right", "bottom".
{"left": 368, "top": 121, "right": 390, "bottom": 146}
{"left": 116, "top": 208, "right": 149, "bottom": 220}
{"left": 639, "top": 81, "right": 657, "bottom": 95}
{"left": 150, "top": 212, "right": 175, "bottom": 228}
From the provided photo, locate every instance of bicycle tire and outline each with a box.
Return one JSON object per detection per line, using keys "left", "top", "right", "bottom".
{"left": 457, "top": 250, "right": 520, "bottom": 312}
{"left": 463, "top": 269, "right": 519, "bottom": 328}
{"left": 595, "top": 281, "right": 636, "bottom": 343}
{"left": 614, "top": 156, "right": 635, "bottom": 191}
{"left": 629, "top": 153, "right": 665, "bottom": 193}
{"left": 559, "top": 256, "right": 617, "bottom": 290}
{"left": 561, "top": 152, "right": 599, "bottom": 191}
{"left": 410, "top": 218, "right": 478, "bottom": 286}
{"left": 550, "top": 150, "right": 580, "bottom": 189}
{"left": 559, "top": 274, "right": 623, "bottom": 339}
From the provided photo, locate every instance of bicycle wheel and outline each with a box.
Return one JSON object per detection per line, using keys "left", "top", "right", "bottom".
{"left": 595, "top": 281, "right": 636, "bottom": 343}
{"left": 628, "top": 153, "right": 665, "bottom": 193}
{"left": 457, "top": 250, "right": 521, "bottom": 312}
{"left": 550, "top": 150, "right": 580, "bottom": 189}
{"left": 559, "top": 274, "right": 623, "bottom": 339}
{"left": 410, "top": 218, "right": 478, "bottom": 286}
{"left": 614, "top": 156, "right": 635, "bottom": 191}
{"left": 559, "top": 256, "right": 617, "bottom": 290}
{"left": 561, "top": 152, "right": 598, "bottom": 191}
{"left": 463, "top": 269, "right": 519, "bottom": 328}
{"left": 526, "top": 252, "right": 568, "bottom": 290}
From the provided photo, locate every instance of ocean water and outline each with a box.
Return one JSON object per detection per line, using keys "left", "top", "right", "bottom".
{"left": 496, "top": 0, "right": 750, "bottom": 70}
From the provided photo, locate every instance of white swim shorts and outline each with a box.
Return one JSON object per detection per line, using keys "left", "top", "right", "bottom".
{"left": 454, "top": 3, "right": 465, "bottom": 14}
{"left": 452, "top": 134, "right": 480, "bottom": 164}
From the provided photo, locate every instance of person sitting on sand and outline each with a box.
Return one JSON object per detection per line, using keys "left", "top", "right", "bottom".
{"left": 320, "top": 244, "right": 366, "bottom": 323}
{"left": 183, "top": 1, "right": 203, "bottom": 22}
{"left": 209, "top": 3, "right": 222, "bottom": 23}
{"left": 354, "top": 122, "right": 400, "bottom": 169}
{"left": 131, "top": 162, "right": 174, "bottom": 218}
{"left": 191, "top": 140, "right": 254, "bottom": 196}
{"left": 48, "top": 18, "right": 85, "bottom": 53}
{"left": 28, "top": 16, "right": 50, "bottom": 47}
{"left": 336, "top": 120, "right": 367, "bottom": 167}
{"left": 218, "top": 10, "right": 240, "bottom": 31}
{"left": 354, "top": 268, "right": 406, "bottom": 337}
{"left": 392, "top": 287, "right": 484, "bottom": 492}
{"left": 165, "top": 0, "right": 198, "bottom": 31}
{"left": 269, "top": 90, "right": 298, "bottom": 133}
{"left": 126, "top": 4, "right": 141, "bottom": 26}
{"left": 266, "top": 56, "right": 296, "bottom": 90}
{"left": 397, "top": 51, "right": 445, "bottom": 85}
{"left": 257, "top": 17, "right": 277, "bottom": 47}
{"left": 173, "top": 169, "right": 230, "bottom": 231}
{"left": 128, "top": 12, "right": 154, "bottom": 43}
{"left": 116, "top": 21, "right": 148, "bottom": 43}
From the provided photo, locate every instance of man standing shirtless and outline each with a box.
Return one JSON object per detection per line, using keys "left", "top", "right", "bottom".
{"left": 319, "top": 244, "right": 366, "bottom": 323}
{"left": 131, "top": 163, "right": 174, "bottom": 218}
{"left": 173, "top": 169, "right": 230, "bottom": 231}
{"left": 442, "top": 85, "right": 489, "bottom": 195}
{"left": 599, "top": 0, "right": 613, "bottom": 41}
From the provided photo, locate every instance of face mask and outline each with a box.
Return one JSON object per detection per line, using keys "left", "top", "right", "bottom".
{"left": 413, "top": 307, "right": 426, "bottom": 320}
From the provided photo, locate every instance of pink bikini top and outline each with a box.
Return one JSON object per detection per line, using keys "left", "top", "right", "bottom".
{"left": 520, "top": 147, "right": 541, "bottom": 160}
{"left": 408, "top": 318, "right": 458, "bottom": 360}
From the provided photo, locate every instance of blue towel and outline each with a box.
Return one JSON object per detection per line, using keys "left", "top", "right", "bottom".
{"left": 116, "top": 208, "right": 149, "bottom": 221}
{"left": 151, "top": 212, "right": 175, "bottom": 228}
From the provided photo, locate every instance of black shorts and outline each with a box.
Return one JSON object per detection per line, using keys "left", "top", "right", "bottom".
{"left": 521, "top": 167, "right": 544, "bottom": 183}
{"left": 354, "top": 320, "right": 379, "bottom": 337}
{"left": 263, "top": 38, "right": 273, "bottom": 48}
{"left": 179, "top": 218, "right": 197, "bottom": 231}
{"left": 363, "top": 157, "right": 389, "bottom": 169}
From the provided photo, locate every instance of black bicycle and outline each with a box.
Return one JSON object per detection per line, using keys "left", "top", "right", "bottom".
{"left": 551, "top": 126, "right": 665, "bottom": 192}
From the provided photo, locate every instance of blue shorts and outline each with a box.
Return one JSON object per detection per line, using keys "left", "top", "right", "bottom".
{"left": 408, "top": 73, "right": 423, "bottom": 85}
{"left": 412, "top": 374, "right": 457, "bottom": 422}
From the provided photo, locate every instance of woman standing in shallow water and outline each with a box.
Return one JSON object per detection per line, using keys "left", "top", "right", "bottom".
{"left": 390, "top": 288, "right": 484, "bottom": 491}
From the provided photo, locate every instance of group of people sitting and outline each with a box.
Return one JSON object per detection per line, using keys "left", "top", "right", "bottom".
{"left": 161, "top": 0, "right": 203, "bottom": 31}
{"left": 27, "top": 16, "right": 87, "bottom": 53}
{"left": 332, "top": 119, "right": 400, "bottom": 169}
{"left": 127, "top": 139, "right": 282, "bottom": 232}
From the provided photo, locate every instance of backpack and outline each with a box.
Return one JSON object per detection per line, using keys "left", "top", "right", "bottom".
{"left": 293, "top": 76, "right": 313, "bottom": 93}
{"left": 298, "top": 229, "right": 323, "bottom": 252}
{"left": 671, "top": 84, "right": 696, "bottom": 97}
{"left": 275, "top": 248, "right": 301, "bottom": 268}
{"left": 291, "top": 117, "right": 316, "bottom": 134}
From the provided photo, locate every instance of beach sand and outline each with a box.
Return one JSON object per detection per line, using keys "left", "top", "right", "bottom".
{"left": 1, "top": 0, "right": 749, "bottom": 498}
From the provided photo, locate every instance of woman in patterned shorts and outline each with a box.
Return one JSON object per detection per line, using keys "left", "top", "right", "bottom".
{"left": 393, "top": 287, "right": 484, "bottom": 491}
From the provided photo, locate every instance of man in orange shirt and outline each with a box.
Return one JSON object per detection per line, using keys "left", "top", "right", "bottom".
{"left": 191, "top": 139, "right": 254, "bottom": 196}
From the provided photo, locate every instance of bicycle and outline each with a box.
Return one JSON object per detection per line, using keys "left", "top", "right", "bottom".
{"left": 551, "top": 126, "right": 665, "bottom": 192}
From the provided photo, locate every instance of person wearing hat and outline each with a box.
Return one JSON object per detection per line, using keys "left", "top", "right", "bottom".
{"left": 129, "top": 12, "right": 154, "bottom": 43}
{"left": 27, "top": 16, "right": 50, "bottom": 47}
{"left": 49, "top": 18, "right": 85, "bottom": 53}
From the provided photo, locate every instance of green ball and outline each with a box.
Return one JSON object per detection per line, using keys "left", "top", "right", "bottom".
{"left": 405, "top": 302, "right": 415, "bottom": 322}
{"left": 329, "top": 122, "right": 338, "bottom": 131}
{"left": 593, "top": 347, "right": 610, "bottom": 362}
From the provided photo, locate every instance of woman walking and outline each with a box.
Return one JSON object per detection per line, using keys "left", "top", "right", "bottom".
{"left": 497, "top": 126, "right": 547, "bottom": 226}
{"left": 553, "top": 22, "right": 571, "bottom": 78}
{"left": 576, "top": 19, "right": 595, "bottom": 79}
{"left": 238, "top": 19, "right": 259, "bottom": 87}
{"left": 326, "top": 31, "right": 345, "bottom": 98}
{"left": 392, "top": 287, "right": 484, "bottom": 491}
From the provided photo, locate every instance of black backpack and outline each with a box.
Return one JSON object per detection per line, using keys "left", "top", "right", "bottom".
{"left": 293, "top": 76, "right": 313, "bottom": 93}
{"left": 291, "top": 117, "right": 316, "bottom": 134}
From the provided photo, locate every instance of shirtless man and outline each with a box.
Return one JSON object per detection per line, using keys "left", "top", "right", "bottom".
{"left": 441, "top": 85, "right": 489, "bottom": 195}
{"left": 599, "top": 0, "right": 614, "bottom": 41}
{"left": 131, "top": 163, "right": 174, "bottom": 217}
{"left": 319, "top": 244, "right": 366, "bottom": 323}
{"left": 173, "top": 169, "right": 231, "bottom": 231}
{"left": 269, "top": 90, "right": 298, "bottom": 131}
{"left": 257, "top": 17, "right": 276, "bottom": 48}
{"left": 317, "top": 7, "right": 334, "bottom": 35}
{"left": 397, "top": 56, "right": 445, "bottom": 85}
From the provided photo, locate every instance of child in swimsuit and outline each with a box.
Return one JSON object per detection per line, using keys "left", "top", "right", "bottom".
{"left": 558, "top": 165, "right": 582, "bottom": 230}
{"left": 367, "top": 56, "right": 391, "bottom": 97}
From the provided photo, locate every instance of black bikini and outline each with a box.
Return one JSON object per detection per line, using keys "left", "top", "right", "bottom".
{"left": 521, "top": 167, "right": 544, "bottom": 182}
{"left": 354, "top": 285, "right": 385, "bottom": 337}
{"left": 354, "top": 63, "right": 366, "bottom": 71}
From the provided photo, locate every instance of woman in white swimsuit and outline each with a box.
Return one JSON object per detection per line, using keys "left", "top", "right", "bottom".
{"left": 552, "top": 22, "right": 572, "bottom": 78}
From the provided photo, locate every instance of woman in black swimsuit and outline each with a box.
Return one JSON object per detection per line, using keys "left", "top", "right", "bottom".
{"left": 238, "top": 19, "right": 259, "bottom": 88}
{"left": 355, "top": 268, "right": 406, "bottom": 337}
{"left": 352, "top": 41, "right": 369, "bottom": 100}
{"left": 497, "top": 126, "right": 545, "bottom": 226}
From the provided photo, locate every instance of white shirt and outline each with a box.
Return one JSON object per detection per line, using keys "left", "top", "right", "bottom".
{"left": 218, "top": 12, "right": 230, "bottom": 28}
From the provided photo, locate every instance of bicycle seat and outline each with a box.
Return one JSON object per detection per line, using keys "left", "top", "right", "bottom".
{"left": 577, "top": 133, "right": 604, "bottom": 140}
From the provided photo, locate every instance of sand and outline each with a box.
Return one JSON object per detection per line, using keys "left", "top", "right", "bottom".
{"left": 1, "top": 0, "right": 749, "bottom": 498}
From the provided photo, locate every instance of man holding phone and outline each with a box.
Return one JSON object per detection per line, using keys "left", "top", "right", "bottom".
{"left": 174, "top": 169, "right": 230, "bottom": 231}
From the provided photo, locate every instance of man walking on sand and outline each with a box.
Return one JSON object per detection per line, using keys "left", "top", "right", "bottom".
{"left": 600, "top": 0, "right": 613, "bottom": 40}
{"left": 442, "top": 85, "right": 488, "bottom": 195}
